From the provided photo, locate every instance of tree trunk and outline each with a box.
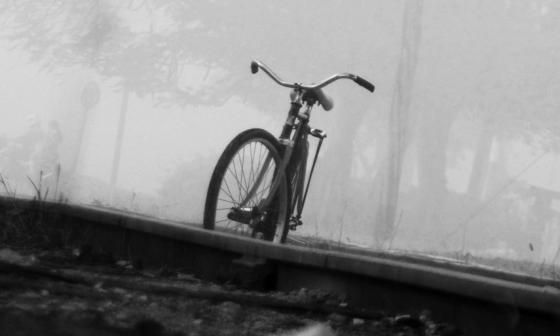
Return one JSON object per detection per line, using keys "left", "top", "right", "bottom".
{"left": 315, "top": 99, "right": 369, "bottom": 239}
{"left": 484, "top": 135, "right": 509, "bottom": 197}
{"left": 415, "top": 110, "right": 451, "bottom": 227}
{"left": 373, "top": 0, "right": 424, "bottom": 247}
{"left": 467, "top": 124, "right": 494, "bottom": 201}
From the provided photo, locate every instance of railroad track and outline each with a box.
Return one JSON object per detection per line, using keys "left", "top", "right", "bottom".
{"left": 1, "top": 196, "right": 559, "bottom": 335}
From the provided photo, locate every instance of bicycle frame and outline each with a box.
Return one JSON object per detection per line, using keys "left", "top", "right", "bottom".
{"left": 235, "top": 60, "right": 372, "bottom": 229}
{"left": 244, "top": 88, "right": 325, "bottom": 228}
{"left": 205, "top": 60, "right": 373, "bottom": 240}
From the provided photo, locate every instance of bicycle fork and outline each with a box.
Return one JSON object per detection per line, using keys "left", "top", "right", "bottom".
{"left": 289, "top": 127, "right": 327, "bottom": 230}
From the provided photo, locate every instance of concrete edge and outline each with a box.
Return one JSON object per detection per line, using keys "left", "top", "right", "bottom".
{"left": 3, "top": 197, "right": 560, "bottom": 317}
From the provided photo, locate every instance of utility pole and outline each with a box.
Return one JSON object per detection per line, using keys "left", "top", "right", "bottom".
{"left": 109, "top": 86, "right": 130, "bottom": 205}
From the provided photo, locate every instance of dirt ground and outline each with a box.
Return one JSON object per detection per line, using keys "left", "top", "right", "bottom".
{"left": 0, "top": 246, "right": 461, "bottom": 336}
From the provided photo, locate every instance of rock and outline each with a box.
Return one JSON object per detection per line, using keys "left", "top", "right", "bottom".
{"left": 72, "top": 247, "right": 81, "bottom": 257}
{"left": 116, "top": 260, "right": 130, "bottom": 267}
{"left": 288, "top": 324, "right": 336, "bottom": 336}
{"left": 327, "top": 313, "right": 347, "bottom": 326}
{"left": 352, "top": 318, "right": 365, "bottom": 325}
{"left": 393, "top": 314, "right": 425, "bottom": 329}
{"left": 217, "top": 301, "right": 242, "bottom": 318}
{"left": 297, "top": 288, "right": 308, "bottom": 298}
{"left": 0, "top": 248, "right": 35, "bottom": 266}
{"left": 93, "top": 282, "right": 105, "bottom": 292}
{"left": 177, "top": 272, "right": 200, "bottom": 283}
{"left": 112, "top": 287, "right": 127, "bottom": 296}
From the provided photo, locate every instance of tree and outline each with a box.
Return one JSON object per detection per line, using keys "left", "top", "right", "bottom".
{"left": 397, "top": 0, "right": 560, "bottom": 254}
{"left": 371, "top": 0, "right": 424, "bottom": 246}
{"left": 0, "top": 1, "right": 389, "bottom": 220}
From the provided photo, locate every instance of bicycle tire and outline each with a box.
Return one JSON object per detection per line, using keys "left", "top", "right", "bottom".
{"left": 203, "top": 128, "right": 289, "bottom": 243}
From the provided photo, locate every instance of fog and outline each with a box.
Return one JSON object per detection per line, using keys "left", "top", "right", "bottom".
{"left": 1, "top": 1, "right": 559, "bottom": 276}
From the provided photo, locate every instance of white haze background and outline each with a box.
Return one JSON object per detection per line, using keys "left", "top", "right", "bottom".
{"left": 1, "top": 1, "right": 559, "bottom": 276}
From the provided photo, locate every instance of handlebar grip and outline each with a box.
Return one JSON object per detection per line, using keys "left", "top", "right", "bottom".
{"left": 250, "top": 61, "right": 259, "bottom": 74}
{"left": 355, "top": 76, "right": 375, "bottom": 93}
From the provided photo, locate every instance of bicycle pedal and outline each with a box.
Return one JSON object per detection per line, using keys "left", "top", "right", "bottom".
{"left": 289, "top": 218, "right": 303, "bottom": 231}
{"left": 309, "top": 128, "right": 327, "bottom": 139}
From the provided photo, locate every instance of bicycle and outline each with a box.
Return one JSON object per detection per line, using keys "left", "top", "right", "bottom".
{"left": 203, "top": 60, "right": 374, "bottom": 243}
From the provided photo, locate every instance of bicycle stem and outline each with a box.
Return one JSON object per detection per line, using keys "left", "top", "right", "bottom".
{"left": 279, "top": 89, "right": 304, "bottom": 139}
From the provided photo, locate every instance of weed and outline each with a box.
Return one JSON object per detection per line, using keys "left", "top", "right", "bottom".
{"left": 27, "top": 170, "right": 49, "bottom": 202}
{"left": 0, "top": 167, "right": 67, "bottom": 248}
{"left": 0, "top": 174, "right": 17, "bottom": 198}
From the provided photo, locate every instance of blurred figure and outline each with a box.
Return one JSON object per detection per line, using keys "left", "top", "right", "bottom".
{"left": 0, "top": 115, "right": 63, "bottom": 198}
{"left": 0, "top": 114, "right": 44, "bottom": 189}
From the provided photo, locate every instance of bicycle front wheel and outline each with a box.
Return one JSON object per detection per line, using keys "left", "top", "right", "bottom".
{"left": 203, "top": 128, "right": 289, "bottom": 243}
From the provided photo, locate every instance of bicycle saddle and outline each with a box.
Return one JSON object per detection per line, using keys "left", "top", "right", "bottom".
{"left": 290, "top": 87, "right": 334, "bottom": 111}
{"left": 310, "top": 88, "right": 334, "bottom": 111}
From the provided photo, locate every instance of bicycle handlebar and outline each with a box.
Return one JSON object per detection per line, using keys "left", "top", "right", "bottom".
{"left": 250, "top": 60, "right": 375, "bottom": 93}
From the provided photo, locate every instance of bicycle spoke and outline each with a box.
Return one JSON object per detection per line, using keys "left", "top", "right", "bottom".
{"left": 258, "top": 168, "right": 274, "bottom": 197}
{"left": 223, "top": 169, "right": 241, "bottom": 202}
{"left": 238, "top": 146, "right": 248, "bottom": 196}
{"left": 227, "top": 164, "right": 244, "bottom": 203}
{"left": 232, "top": 155, "right": 245, "bottom": 201}
{"left": 242, "top": 146, "right": 254, "bottom": 197}
{"left": 248, "top": 143, "right": 265, "bottom": 199}
{"left": 252, "top": 163, "right": 274, "bottom": 201}
{"left": 248, "top": 142, "right": 256, "bottom": 189}
{"left": 255, "top": 182, "right": 273, "bottom": 201}
{"left": 219, "top": 183, "right": 237, "bottom": 203}
{"left": 217, "top": 197, "right": 236, "bottom": 204}
{"left": 235, "top": 150, "right": 250, "bottom": 199}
